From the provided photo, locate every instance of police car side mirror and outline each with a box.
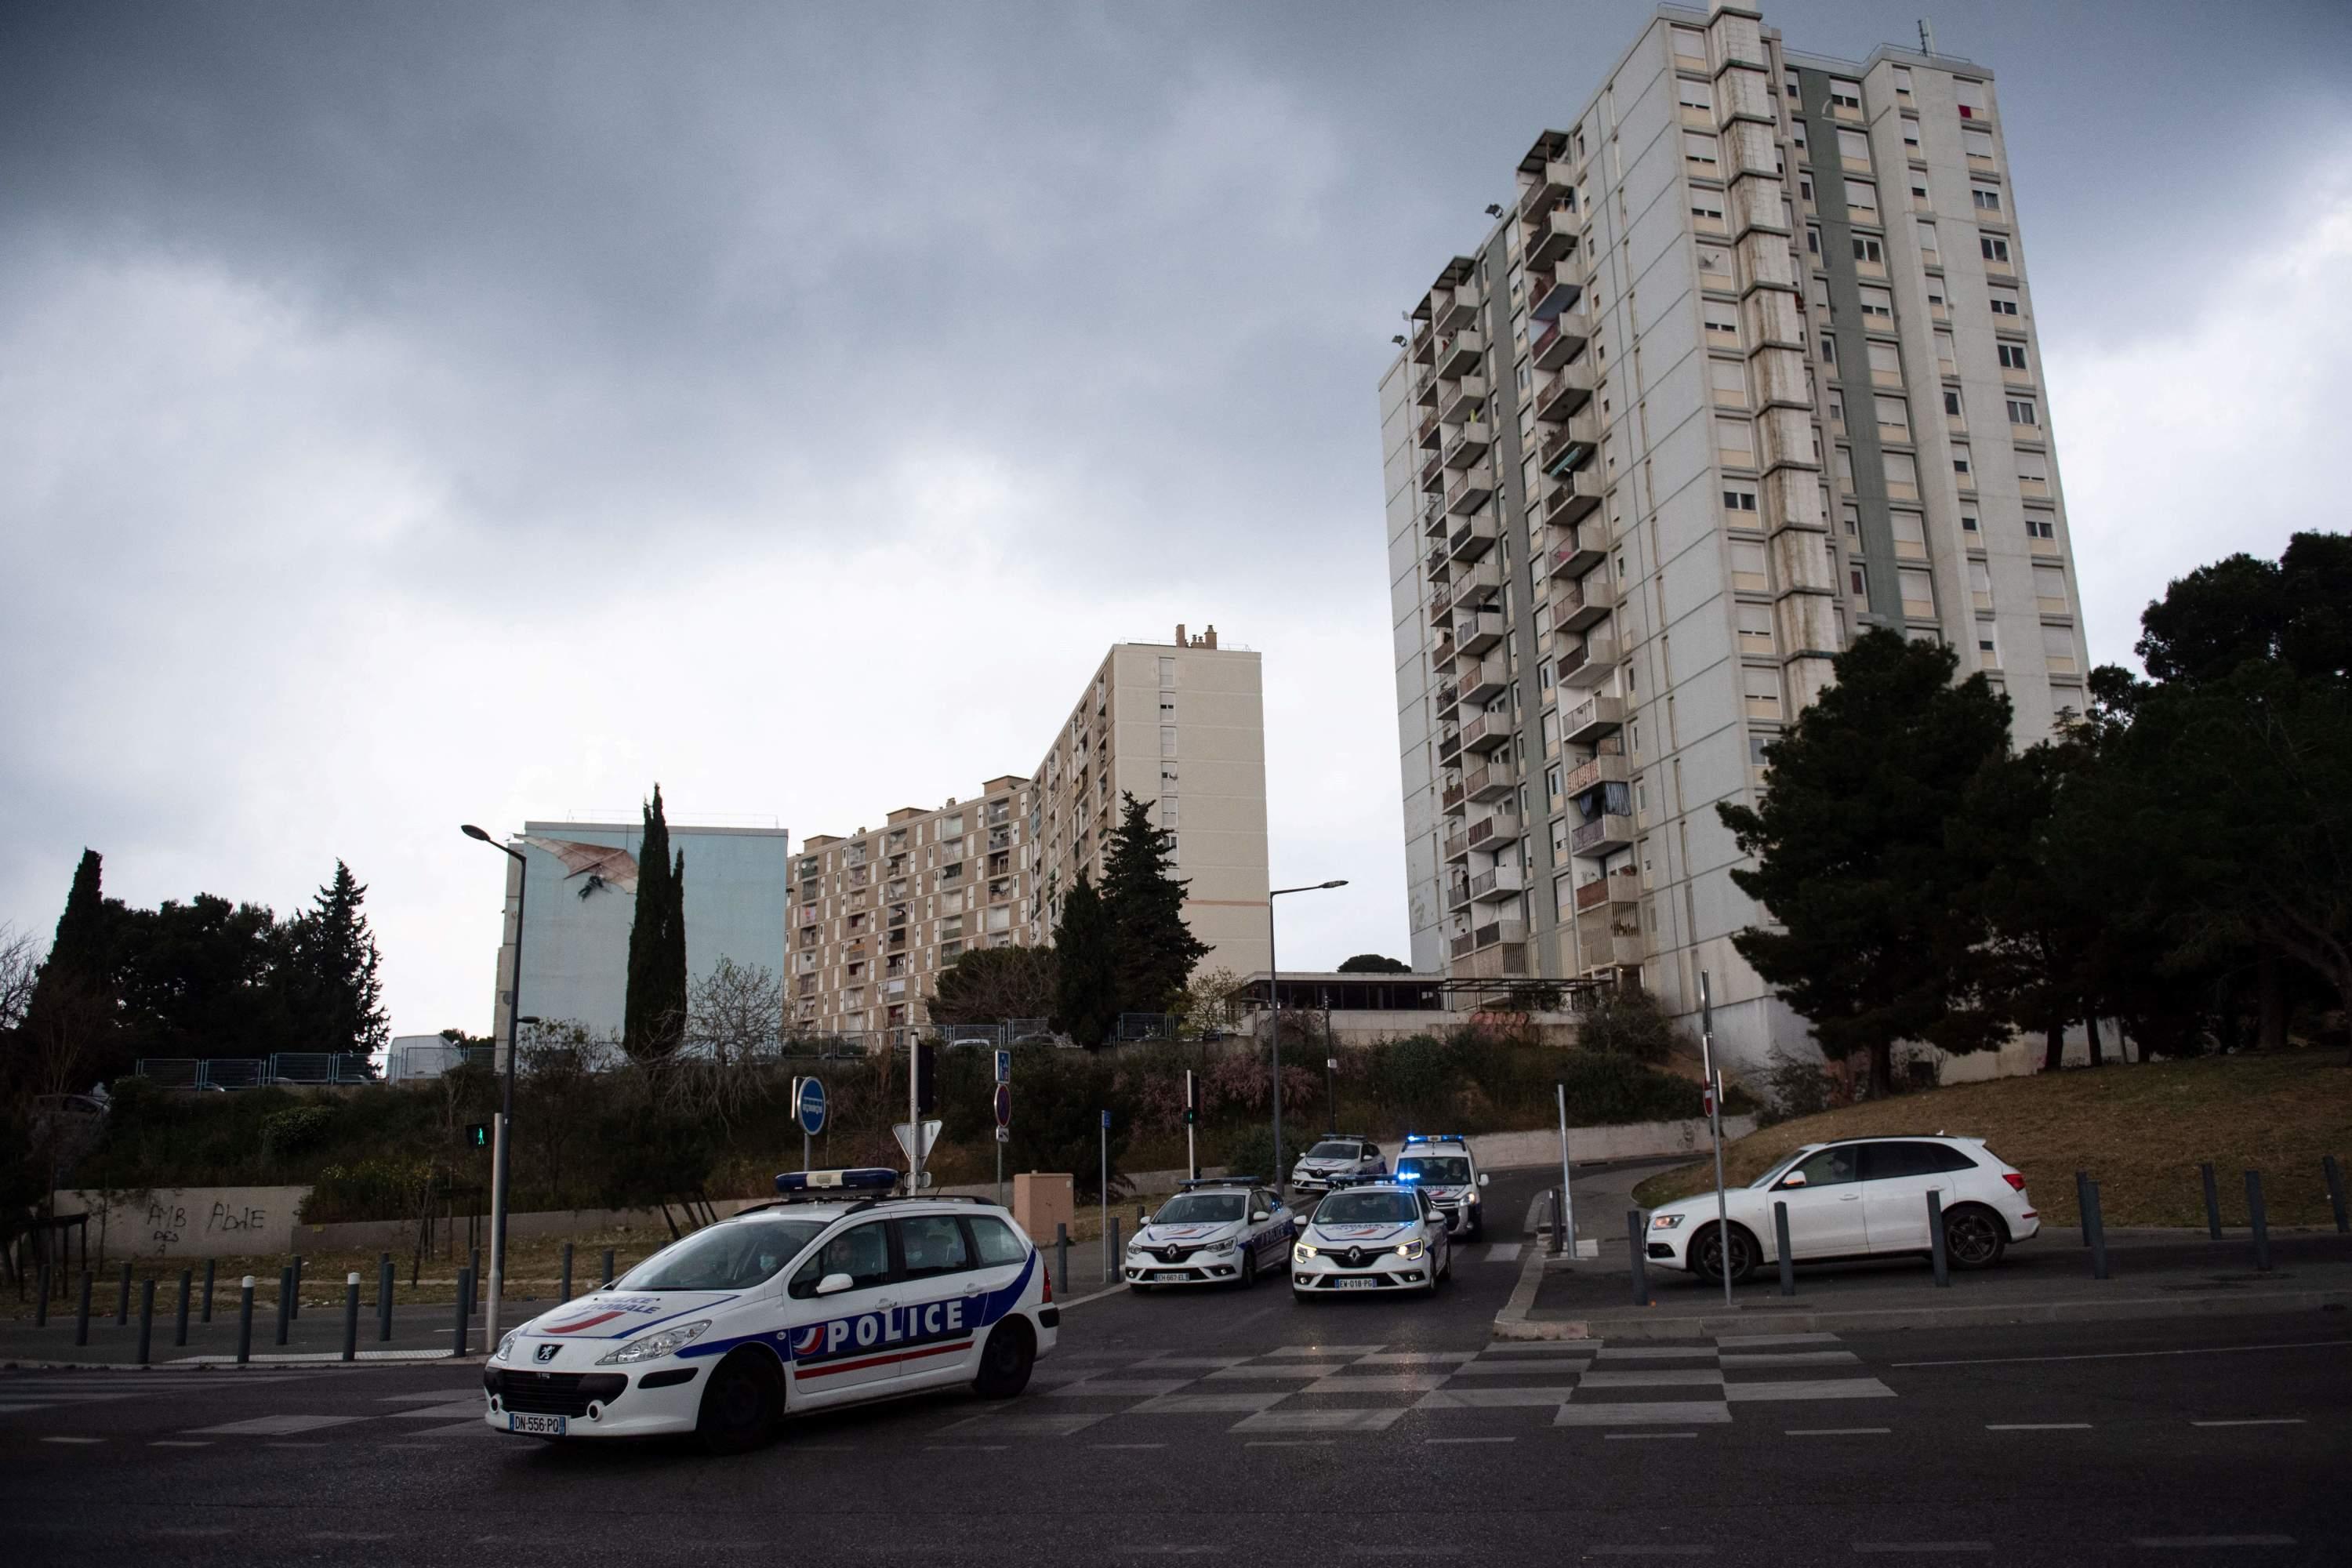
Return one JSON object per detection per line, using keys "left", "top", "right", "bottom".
{"left": 1291, "top": 1214, "right": 1309, "bottom": 1229}
{"left": 1479, "top": 1173, "right": 1490, "bottom": 1188}
{"left": 1251, "top": 1210, "right": 1270, "bottom": 1223}
{"left": 814, "top": 1272, "right": 855, "bottom": 1297}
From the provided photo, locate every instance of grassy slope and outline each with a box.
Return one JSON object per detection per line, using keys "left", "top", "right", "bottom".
{"left": 1629, "top": 1051, "right": 2352, "bottom": 1227}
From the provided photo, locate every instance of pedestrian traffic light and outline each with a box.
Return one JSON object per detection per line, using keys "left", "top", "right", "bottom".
{"left": 465, "top": 1122, "right": 490, "bottom": 1149}
{"left": 915, "top": 1043, "right": 938, "bottom": 1115}
{"left": 1182, "top": 1069, "right": 1199, "bottom": 1127}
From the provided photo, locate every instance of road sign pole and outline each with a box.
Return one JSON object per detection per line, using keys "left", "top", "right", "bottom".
{"left": 908, "top": 1038, "right": 922, "bottom": 1192}
{"left": 1556, "top": 1081, "right": 1576, "bottom": 1262}
{"left": 1185, "top": 1069, "right": 1197, "bottom": 1181}
{"left": 1099, "top": 1110, "right": 1110, "bottom": 1282}
{"left": 1700, "top": 973, "right": 1731, "bottom": 1308}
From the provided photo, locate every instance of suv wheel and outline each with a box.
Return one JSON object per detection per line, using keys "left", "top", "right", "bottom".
{"left": 1943, "top": 1203, "right": 2007, "bottom": 1269}
{"left": 1693, "top": 1222, "right": 1759, "bottom": 1287}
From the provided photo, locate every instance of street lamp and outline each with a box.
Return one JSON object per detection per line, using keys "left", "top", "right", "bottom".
{"left": 1268, "top": 878, "right": 1348, "bottom": 1200}
{"left": 462, "top": 823, "right": 527, "bottom": 1348}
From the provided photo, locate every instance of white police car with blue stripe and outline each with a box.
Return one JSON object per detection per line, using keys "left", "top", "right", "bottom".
{"left": 1123, "top": 1177, "right": 1290, "bottom": 1289}
{"left": 1290, "top": 1175, "right": 1453, "bottom": 1298}
{"left": 482, "top": 1169, "right": 1056, "bottom": 1453}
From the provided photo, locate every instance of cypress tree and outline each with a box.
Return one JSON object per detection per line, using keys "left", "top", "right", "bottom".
{"left": 1101, "top": 792, "right": 1209, "bottom": 1016}
{"left": 624, "top": 786, "right": 689, "bottom": 1060}
{"left": 1050, "top": 872, "right": 1119, "bottom": 1050}
{"left": 290, "top": 861, "right": 387, "bottom": 1055}
{"left": 20, "top": 849, "right": 117, "bottom": 1050}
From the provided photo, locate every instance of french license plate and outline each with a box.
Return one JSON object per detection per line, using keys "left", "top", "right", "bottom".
{"left": 508, "top": 1412, "right": 566, "bottom": 1436}
{"left": 1334, "top": 1278, "right": 1380, "bottom": 1290}
{"left": 1152, "top": 1271, "right": 1187, "bottom": 1282}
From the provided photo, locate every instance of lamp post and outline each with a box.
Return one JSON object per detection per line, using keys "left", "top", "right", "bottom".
{"left": 462, "top": 823, "right": 527, "bottom": 1348}
{"left": 1268, "top": 879, "right": 1348, "bottom": 1201}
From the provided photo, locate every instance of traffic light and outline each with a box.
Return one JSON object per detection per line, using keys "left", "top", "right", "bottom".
{"left": 464, "top": 1122, "right": 490, "bottom": 1150}
{"left": 915, "top": 1043, "right": 938, "bottom": 1115}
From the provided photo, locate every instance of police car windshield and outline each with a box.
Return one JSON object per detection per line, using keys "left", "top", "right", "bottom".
{"left": 1399, "top": 1156, "right": 1470, "bottom": 1184}
{"left": 1156, "top": 1192, "right": 1246, "bottom": 1225}
{"left": 1306, "top": 1142, "right": 1359, "bottom": 1160}
{"left": 1315, "top": 1191, "right": 1418, "bottom": 1225}
{"left": 615, "top": 1219, "right": 828, "bottom": 1291}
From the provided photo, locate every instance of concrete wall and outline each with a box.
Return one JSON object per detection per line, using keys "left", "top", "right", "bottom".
{"left": 54, "top": 1187, "right": 309, "bottom": 1259}
{"left": 1467, "top": 1115, "right": 1757, "bottom": 1172}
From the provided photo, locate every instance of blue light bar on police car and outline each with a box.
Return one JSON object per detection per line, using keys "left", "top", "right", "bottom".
{"left": 1180, "top": 1175, "right": 1261, "bottom": 1189}
{"left": 1403, "top": 1133, "right": 1467, "bottom": 1145}
{"left": 774, "top": 1167, "right": 898, "bottom": 1193}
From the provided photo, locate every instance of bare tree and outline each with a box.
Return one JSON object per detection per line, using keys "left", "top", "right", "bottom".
{"left": 0, "top": 922, "right": 38, "bottom": 1035}
{"left": 689, "top": 958, "right": 783, "bottom": 1067}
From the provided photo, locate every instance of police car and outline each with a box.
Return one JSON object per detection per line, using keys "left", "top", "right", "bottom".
{"left": 1289, "top": 1174, "right": 1453, "bottom": 1298}
{"left": 481, "top": 1170, "right": 1056, "bottom": 1454}
{"left": 1395, "top": 1133, "right": 1492, "bottom": 1240}
{"left": 1124, "top": 1177, "right": 1290, "bottom": 1290}
{"left": 1287, "top": 1133, "right": 1388, "bottom": 1195}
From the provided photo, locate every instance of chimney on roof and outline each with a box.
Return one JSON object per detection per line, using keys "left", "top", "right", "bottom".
{"left": 1203, "top": 624, "right": 1218, "bottom": 649}
{"left": 1174, "top": 623, "right": 1186, "bottom": 647}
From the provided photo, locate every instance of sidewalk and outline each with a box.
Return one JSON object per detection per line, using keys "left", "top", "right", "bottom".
{"left": 1497, "top": 1227, "right": 2352, "bottom": 1340}
{"left": 0, "top": 1294, "right": 511, "bottom": 1369}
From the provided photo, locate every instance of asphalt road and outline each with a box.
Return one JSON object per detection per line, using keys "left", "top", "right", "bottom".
{"left": 3, "top": 1164, "right": 2347, "bottom": 1566}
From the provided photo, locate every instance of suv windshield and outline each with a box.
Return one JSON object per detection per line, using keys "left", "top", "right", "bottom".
{"left": 615, "top": 1218, "right": 827, "bottom": 1291}
{"left": 1306, "top": 1142, "right": 1359, "bottom": 1160}
{"left": 1399, "top": 1156, "right": 1470, "bottom": 1184}
{"left": 1155, "top": 1192, "right": 1246, "bottom": 1225}
{"left": 1315, "top": 1191, "right": 1418, "bottom": 1225}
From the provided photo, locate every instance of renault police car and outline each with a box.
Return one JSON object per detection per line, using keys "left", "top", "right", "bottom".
{"left": 482, "top": 1169, "right": 1057, "bottom": 1454}
{"left": 1289, "top": 1174, "right": 1453, "bottom": 1298}
{"left": 1395, "top": 1133, "right": 1492, "bottom": 1240}
{"left": 1125, "top": 1177, "right": 1292, "bottom": 1290}
{"left": 1287, "top": 1133, "right": 1388, "bottom": 1195}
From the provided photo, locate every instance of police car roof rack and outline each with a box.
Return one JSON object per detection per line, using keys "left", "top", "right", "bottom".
{"left": 1178, "top": 1175, "right": 1261, "bottom": 1189}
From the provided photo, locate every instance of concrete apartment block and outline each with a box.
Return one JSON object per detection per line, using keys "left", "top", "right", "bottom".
{"left": 1380, "top": 2, "right": 2086, "bottom": 1073}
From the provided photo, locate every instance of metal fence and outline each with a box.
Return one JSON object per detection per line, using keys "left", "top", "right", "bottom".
{"left": 136, "top": 1054, "right": 379, "bottom": 1089}
{"left": 1116, "top": 1012, "right": 1178, "bottom": 1043}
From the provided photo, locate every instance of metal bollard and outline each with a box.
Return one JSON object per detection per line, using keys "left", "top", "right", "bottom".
{"left": 2074, "top": 1171, "right": 2094, "bottom": 1249}
{"left": 201, "top": 1258, "right": 216, "bottom": 1323}
{"left": 175, "top": 1269, "right": 192, "bottom": 1347}
{"left": 2325, "top": 1156, "right": 2349, "bottom": 1235}
{"left": 275, "top": 1265, "right": 294, "bottom": 1345}
{"left": 452, "top": 1267, "right": 472, "bottom": 1356}
{"left": 601, "top": 1249, "right": 615, "bottom": 1288}
{"left": 1627, "top": 1210, "right": 1652, "bottom": 1308}
{"left": 1926, "top": 1190, "right": 1950, "bottom": 1287}
{"left": 1055, "top": 1223, "right": 1069, "bottom": 1298}
{"left": 34, "top": 1265, "right": 49, "bottom": 1328}
{"left": 1773, "top": 1201, "right": 1795, "bottom": 1298}
{"left": 561, "top": 1243, "right": 574, "bottom": 1303}
{"left": 343, "top": 1274, "right": 360, "bottom": 1362}
{"left": 2084, "top": 1179, "right": 2111, "bottom": 1280}
{"left": 290, "top": 1253, "right": 303, "bottom": 1321}
{"left": 470, "top": 1247, "right": 481, "bottom": 1308}
{"left": 379, "top": 1256, "right": 395, "bottom": 1342}
{"left": 1549, "top": 1190, "right": 1565, "bottom": 1257}
{"left": 1108, "top": 1217, "right": 1120, "bottom": 1284}
{"left": 136, "top": 1277, "right": 155, "bottom": 1365}
{"left": 236, "top": 1276, "right": 255, "bottom": 1365}
{"left": 74, "top": 1270, "right": 93, "bottom": 1347}
{"left": 2245, "top": 1170, "right": 2271, "bottom": 1272}
{"left": 116, "top": 1261, "right": 132, "bottom": 1326}
{"left": 2201, "top": 1162, "right": 2223, "bottom": 1240}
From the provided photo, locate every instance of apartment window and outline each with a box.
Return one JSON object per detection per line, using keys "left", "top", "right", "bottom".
{"left": 1963, "top": 127, "right": 1996, "bottom": 163}
{"left": 1844, "top": 179, "right": 1878, "bottom": 219}
{"left": 1722, "top": 488, "right": 1759, "bottom": 514}
{"left": 1690, "top": 189, "right": 1725, "bottom": 227}
{"left": 1698, "top": 245, "right": 1734, "bottom": 286}
{"left": 1998, "top": 342, "right": 2029, "bottom": 372}
{"left": 1737, "top": 601, "right": 1776, "bottom": 654}
{"left": 1849, "top": 564, "right": 1869, "bottom": 598}
{"left": 1853, "top": 235, "right": 1884, "bottom": 265}
{"left": 1875, "top": 395, "right": 1911, "bottom": 439}
{"left": 2042, "top": 623, "right": 2080, "bottom": 675}
{"left": 1819, "top": 332, "right": 1837, "bottom": 365}
{"left": 1545, "top": 764, "right": 1563, "bottom": 805}
{"left": 1951, "top": 443, "right": 1973, "bottom": 479}
{"left": 1980, "top": 234, "right": 2011, "bottom": 263}
{"left": 1885, "top": 452, "right": 1920, "bottom": 498}
{"left": 1867, "top": 340, "right": 1901, "bottom": 382}
{"left": 1683, "top": 132, "right": 1719, "bottom": 170}
{"left": 1709, "top": 358, "right": 1748, "bottom": 405}
{"left": 1160, "top": 796, "right": 1178, "bottom": 829}
{"left": 1159, "top": 698, "right": 1175, "bottom": 717}
{"left": 1897, "top": 568, "right": 1936, "bottom": 620}
{"left": 1159, "top": 724, "right": 1177, "bottom": 757}
{"left": 1704, "top": 300, "right": 1740, "bottom": 342}
{"left": 1891, "top": 510, "right": 1928, "bottom": 559}
{"left": 1859, "top": 285, "right": 1894, "bottom": 321}
{"left": 1911, "top": 183, "right": 1932, "bottom": 211}
{"left": 2006, "top": 397, "right": 2038, "bottom": 426}
{"left": 1784, "top": 71, "right": 1801, "bottom": 100}
{"left": 1990, "top": 286, "right": 2021, "bottom": 317}
{"left": 1830, "top": 80, "right": 1862, "bottom": 113}
{"left": 1671, "top": 25, "right": 1706, "bottom": 59}
{"left": 1934, "top": 329, "right": 1957, "bottom": 372}
{"left": 1900, "top": 118, "right": 1921, "bottom": 151}
{"left": 1838, "top": 128, "right": 1871, "bottom": 165}
{"left": 1892, "top": 65, "right": 1913, "bottom": 99}
{"left": 1679, "top": 78, "right": 1713, "bottom": 114}
{"left": 1916, "top": 219, "right": 1939, "bottom": 257}
{"left": 1978, "top": 632, "right": 2000, "bottom": 669}
{"left": 1744, "top": 666, "right": 1784, "bottom": 718}
{"left": 1715, "top": 416, "right": 1755, "bottom": 465}
{"left": 1841, "top": 503, "right": 1860, "bottom": 539}
{"left": 1806, "top": 224, "right": 1822, "bottom": 256}
{"left": 1791, "top": 120, "right": 1808, "bottom": 154}
{"left": 1962, "top": 514, "right": 1980, "bottom": 533}
{"left": 1730, "top": 540, "right": 1769, "bottom": 593}
{"left": 1971, "top": 184, "right": 2002, "bottom": 212}
{"left": 1968, "top": 559, "right": 1994, "bottom": 609}
{"left": 1827, "top": 392, "right": 1845, "bottom": 428}
{"left": 2026, "top": 515, "right": 2056, "bottom": 540}
{"left": 1835, "top": 445, "right": 1857, "bottom": 486}
{"left": 2033, "top": 564, "right": 2069, "bottom": 613}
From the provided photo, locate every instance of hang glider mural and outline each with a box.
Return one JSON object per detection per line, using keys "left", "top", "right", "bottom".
{"left": 519, "top": 837, "right": 641, "bottom": 900}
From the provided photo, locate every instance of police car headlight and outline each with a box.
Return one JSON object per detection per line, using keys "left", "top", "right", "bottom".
{"left": 1293, "top": 1243, "right": 1319, "bottom": 1261}
{"left": 595, "top": 1319, "right": 712, "bottom": 1366}
{"left": 492, "top": 1330, "right": 519, "bottom": 1363}
{"left": 1651, "top": 1214, "right": 1686, "bottom": 1230}
{"left": 1395, "top": 1240, "right": 1427, "bottom": 1260}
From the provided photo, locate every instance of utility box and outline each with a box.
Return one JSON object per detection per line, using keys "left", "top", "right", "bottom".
{"left": 1013, "top": 1171, "right": 1074, "bottom": 1243}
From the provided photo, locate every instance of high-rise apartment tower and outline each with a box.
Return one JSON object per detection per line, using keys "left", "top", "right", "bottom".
{"left": 1380, "top": 1, "right": 2087, "bottom": 1069}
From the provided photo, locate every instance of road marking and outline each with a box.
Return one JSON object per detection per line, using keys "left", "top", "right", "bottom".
{"left": 1985, "top": 1423, "right": 2090, "bottom": 1431}
{"left": 1581, "top": 1369, "right": 1725, "bottom": 1388}
{"left": 1352, "top": 1351, "right": 1475, "bottom": 1365}
{"left": 1243, "top": 1439, "right": 1336, "bottom": 1448}
{"left": 1895, "top": 1340, "right": 2352, "bottom": 1369}
{"left": 1587, "top": 1548, "right": 1712, "bottom": 1555}
{"left": 1424, "top": 1436, "right": 1515, "bottom": 1444}
{"left": 1264, "top": 1344, "right": 1386, "bottom": 1357}
{"left": 2190, "top": 1419, "right": 2306, "bottom": 1428}
{"left": 1056, "top": 1282, "right": 1131, "bottom": 1308}
{"left": 1129, "top": 1392, "right": 1290, "bottom": 1414}
{"left": 925, "top": 1443, "right": 1006, "bottom": 1451}
{"left": 1088, "top": 1443, "right": 1166, "bottom": 1450}
{"left": 1233, "top": 1408, "right": 1404, "bottom": 1434}
{"left": 1416, "top": 1387, "right": 1577, "bottom": 1410}
{"left": 1486, "top": 1243, "right": 1523, "bottom": 1262}
{"left": 1717, "top": 1331, "right": 1842, "bottom": 1347}
{"left": 1604, "top": 1432, "right": 1697, "bottom": 1439}
{"left": 1044, "top": 1378, "right": 1190, "bottom": 1397}
{"left": 1853, "top": 1544, "right": 1991, "bottom": 1554}
{"left": 307, "top": 1534, "right": 395, "bottom": 1543}
{"left": 149, "top": 1439, "right": 213, "bottom": 1447}
{"left": 40, "top": 1436, "right": 103, "bottom": 1444}
{"left": 2128, "top": 1537, "right": 2295, "bottom": 1548}
{"left": 1725, "top": 1379, "right": 1896, "bottom": 1403}
{"left": 187, "top": 1414, "right": 368, "bottom": 1436}
{"left": 1559, "top": 1401, "right": 1730, "bottom": 1426}
{"left": 1595, "top": 1346, "right": 1717, "bottom": 1361}
{"left": 1719, "top": 1350, "right": 1860, "bottom": 1367}
{"left": 1787, "top": 1427, "right": 1891, "bottom": 1436}
{"left": 1302, "top": 1372, "right": 1451, "bottom": 1394}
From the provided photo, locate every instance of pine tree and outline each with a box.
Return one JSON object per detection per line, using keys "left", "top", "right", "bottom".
{"left": 623, "top": 786, "right": 689, "bottom": 1060}
{"left": 289, "top": 861, "right": 388, "bottom": 1056}
{"left": 1100, "top": 792, "right": 1209, "bottom": 1017}
{"left": 1050, "top": 872, "right": 1119, "bottom": 1050}
{"left": 16, "top": 848, "right": 122, "bottom": 1091}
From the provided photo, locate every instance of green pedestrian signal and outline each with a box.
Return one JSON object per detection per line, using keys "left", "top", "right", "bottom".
{"left": 465, "top": 1123, "right": 490, "bottom": 1149}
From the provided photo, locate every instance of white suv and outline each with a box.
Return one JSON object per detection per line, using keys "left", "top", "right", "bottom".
{"left": 1396, "top": 1134, "right": 1490, "bottom": 1240}
{"left": 1643, "top": 1135, "right": 2038, "bottom": 1284}
{"left": 1288, "top": 1134, "right": 1387, "bottom": 1195}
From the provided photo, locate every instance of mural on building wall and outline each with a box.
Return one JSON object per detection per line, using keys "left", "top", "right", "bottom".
{"left": 520, "top": 837, "right": 641, "bottom": 900}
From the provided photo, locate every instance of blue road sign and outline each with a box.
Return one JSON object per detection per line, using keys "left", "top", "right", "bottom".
{"left": 797, "top": 1076, "right": 828, "bottom": 1137}
{"left": 1100, "top": 1109, "right": 1112, "bottom": 1131}
{"left": 994, "top": 1048, "right": 1011, "bottom": 1085}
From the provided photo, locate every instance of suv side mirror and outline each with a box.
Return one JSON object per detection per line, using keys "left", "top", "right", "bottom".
{"left": 815, "top": 1272, "right": 855, "bottom": 1297}
{"left": 1478, "top": 1172, "right": 1490, "bottom": 1188}
{"left": 1779, "top": 1171, "right": 1808, "bottom": 1189}
{"left": 1291, "top": 1213, "right": 1309, "bottom": 1229}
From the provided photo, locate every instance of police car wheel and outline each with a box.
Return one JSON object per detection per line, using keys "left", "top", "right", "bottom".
{"left": 695, "top": 1348, "right": 782, "bottom": 1455}
{"left": 1237, "top": 1250, "right": 1258, "bottom": 1289}
{"left": 972, "top": 1316, "right": 1036, "bottom": 1399}
{"left": 1468, "top": 1213, "right": 1484, "bottom": 1241}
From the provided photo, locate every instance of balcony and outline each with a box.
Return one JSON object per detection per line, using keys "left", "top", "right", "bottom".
{"left": 1561, "top": 694, "right": 1627, "bottom": 745}
{"left": 1538, "top": 411, "right": 1599, "bottom": 475}
{"left": 1564, "top": 751, "right": 1630, "bottom": 799}
{"left": 1525, "top": 206, "right": 1578, "bottom": 269}
{"left": 1437, "top": 725, "right": 1463, "bottom": 763}
{"left": 1446, "top": 877, "right": 1473, "bottom": 912}
{"left": 1465, "top": 761, "right": 1515, "bottom": 803}
{"left": 1437, "top": 373, "right": 1488, "bottom": 427}
{"left": 1451, "top": 554, "right": 1504, "bottom": 608}
{"left": 1518, "top": 158, "right": 1572, "bottom": 219}
{"left": 1473, "top": 917, "right": 1528, "bottom": 950}
{"left": 1468, "top": 864, "right": 1526, "bottom": 902}
{"left": 1555, "top": 572, "right": 1615, "bottom": 631}
{"left": 1557, "top": 633, "right": 1621, "bottom": 690}
{"left": 1467, "top": 808, "right": 1524, "bottom": 851}
{"left": 1535, "top": 360, "right": 1595, "bottom": 422}
{"left": 1443, "top": 461, "right": 1496, "bottom": 517}
{"left": 1416, "top": 408, "right": 1442, "bottom": 451}
{"left": 1545, "top": 523, "right": 1606, "bottom": 580}
{"left": 1435, "top": 282, "right": 1483, "bottom": 335}
{"left": 1428, "top": 584, "right": 1455, "bottom": 624}
{"left": 1541, "top": 469, "right": 1601, "bottom": 527}
{"left": 1440, "top": 775, "right": 1468, "bottom": 812}
{"left": 1581, "top": 931, "right": 1646, "bottom": 971}
{"left": 1442, "top": 420, "right": 1495, "bottom": 470}
{"left": 1424, "top": 494, "right": 1449, "bottom": 536}
{"left": 1414, "top": 370, "right": 1438, "bottom": 408}
{"left": 1453, "top": 606, "right": 1504, "bottom": 658}
{"left": 1573, "top": 869, "right": 1642, "bottom": 913}
{"left": 1432, "top": 636, "right": 1458, "bottom": 670}
{"left": 1409, "top": 321, "right": 1434, "bottom": 364}
{"left": 1460, "top": 712, "right": 1512, "bottom": 754}
{"left": 1458, "top": 655, "right": 1507, "bottom": 706}
{"left": 1443, "top": 831, "right": 1471, "bottom": 866}
{"left": 1570, "top": 813, "right": 1636, "bottom": 858}
{"left": 1530, "top": 309, "right": 1591, "bottom": 371}
{"left": 1418, "top": 447, "right": 1446, "bottom": 494}
{"left": 1446, "top": 511, "right": 1498, "bottom": 561}
{"left": 1529, "top": 269, "right": 1583, "bottom": 322}
{"left": 1436, "top": 328, "right": 1484, "bottom": 379}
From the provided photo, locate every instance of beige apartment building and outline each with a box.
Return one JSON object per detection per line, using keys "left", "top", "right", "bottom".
{"left": 1380, "top": 2, "right": 2088, "bottom": 1073}
{"left": 790, "top": 630, "right": 1269, "bottom": 1044}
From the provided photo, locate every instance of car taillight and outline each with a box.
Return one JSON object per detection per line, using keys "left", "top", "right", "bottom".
{"left": 1038, "top": 1254, "right": 1052, "bottom": 1302}
{"left": 2002, "top": 1173, "right": 2027, "bottom": 1192}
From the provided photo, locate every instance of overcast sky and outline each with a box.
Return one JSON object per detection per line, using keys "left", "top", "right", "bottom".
{"left": 5, "top": 0, "right": 2348, "bottom": 1037}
